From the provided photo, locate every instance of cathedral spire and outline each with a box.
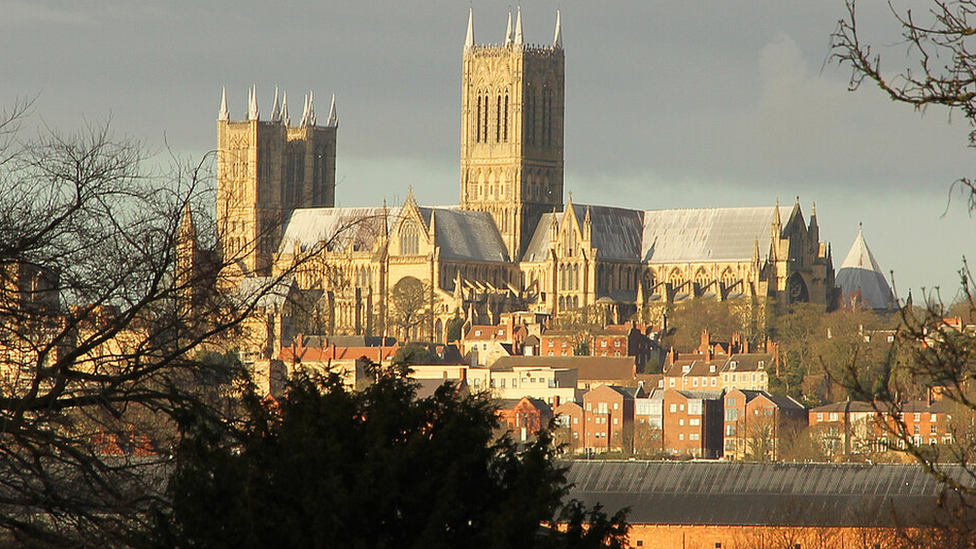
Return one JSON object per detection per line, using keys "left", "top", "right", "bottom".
{"left": 270, "top": 86, "right": 281, "bottom": 123}
{"left": 248, "top": 85, "right": 259, "bottom": 121}
{"left": 514, "top": 7, "right": 524, "bottom": 46}
{"left": 464, "top": 8, "right": 475, "bottom": 51}
{"left": 218, "top": 87, "right": 229, "bottom": 121}
{"left": 327, "top": 93, "right": 338, "bottom": 127}
{"left": 505, "top": 11, "right": 514, "bottom": 46}
{"left": 281, "top": 91, "right": 290, "bottom": 126}
{"left": 553, "top": 10, "right": 563, "bottom": 49}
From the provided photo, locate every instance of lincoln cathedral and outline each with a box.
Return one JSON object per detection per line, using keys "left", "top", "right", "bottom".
{"left": 201, "top": 9, "right": 836, "bottom": 346}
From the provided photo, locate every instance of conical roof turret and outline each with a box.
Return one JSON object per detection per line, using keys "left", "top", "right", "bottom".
{"left": 836, "top": 225, "right": 894, "bottom": 310}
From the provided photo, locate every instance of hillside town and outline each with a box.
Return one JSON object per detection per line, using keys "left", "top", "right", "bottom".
{"left": 3, "top": 4, "right": 976, "bottom": 548}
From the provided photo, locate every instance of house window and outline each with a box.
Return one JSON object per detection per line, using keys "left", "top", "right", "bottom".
{"left": 500, "top": 379, "right": 506, "bottom": 388}
{"left": 931, "top": 413, "right": 938, "bottom": 422}
{"left": 690, "top": 433, "right": 700, "bottom": 441}
{"left": 679, "top": 419, "right": 685, "bottom": 426}
{"left": 829, "top": 412, "right": 838, "bottom": 422}
{"left": 690, "top": 418, "right": 700, "bottom": 426}
{"left": 613, "top": 403, "right": 619, "bottom": 410}
{"left": 817, "top": 412, "right": 823, "bottom": 422}
{"left": 613, "top": 418, "right": 618, "bottom": 425}
{"left": 601, "top": 341, "right": 607, "bottom": 348}
{"left": 670, "top": 404, "right": 677, "bottom": 413}
{"left": 615, "top": 340, "right": 621, "bottom": 347}
{"left": 679, "top": 434, "right": 684, "bottom": 441}
{"left": 711, "top": 378, "right": 717, "bottom": 387}
{"left": 930, "top": 425, "right": 937, "bottom": 434}
{"left": 598, "top": 403, "right": 609, "bottom": 414}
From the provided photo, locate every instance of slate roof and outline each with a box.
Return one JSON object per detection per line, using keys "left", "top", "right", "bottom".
{"left": 281, "top": 205, "right": 509, "bottom": 263}
{"left": 236, "top": 276, "right": 297, "bottom": 309}
{"left": 568, "top": 204, "right": 644, "bottom": 262}
{"left": 522, "top": 204, "right": 792, "bottom": 265}
{"left": 723, "top": 353, "right": 774, "bottom": 372}
{"left": 640, "top": 206, "right": 789, "bottom": 263}
{"left": 489, "top": 356, "right": 635, "bottom": 382}
{"left": 564, "top": 460, "right": 966, "bottom": 527}
{"left": 837, "top": 229, "right": 893, "bottom": 310}
{"left": 423, "top": 207, "right": 510, "bottom": 263}
{"left": 280, "top": 206, "right": 394, "bottom": 252}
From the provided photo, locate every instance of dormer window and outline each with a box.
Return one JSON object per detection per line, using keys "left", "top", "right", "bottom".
{"left": 730, "top": 361, "right": 738, "bottom": 370}
{"left": 709, "top": 365, "right": 716, "bottom": 373}
{"left": 682, "top": 365, "right": 691, "bottom": 374}
{"left": 758, "top": 360, "right": 765, "bottom": 369}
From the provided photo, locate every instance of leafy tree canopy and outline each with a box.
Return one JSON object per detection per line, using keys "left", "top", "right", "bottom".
{"left": 160, "top": 364, "right": 629, "bottom": 549}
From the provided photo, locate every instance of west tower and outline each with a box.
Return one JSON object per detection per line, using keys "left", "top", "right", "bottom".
{"left": 217, "top": 86, "right": 338, "bottom": 276}
{"left": 459, "top": 8, "right": 565, "bottom": 260}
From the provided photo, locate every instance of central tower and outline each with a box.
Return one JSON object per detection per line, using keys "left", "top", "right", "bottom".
{"left": 459, "top": 8, "right": 565, "bottom": 260}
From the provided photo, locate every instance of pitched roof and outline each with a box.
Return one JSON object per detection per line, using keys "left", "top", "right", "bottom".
{"left": 280, "top": 206, "right": 394, "bottom": 253}
{"left": 724, "top": 353, "right": 774, "bottom": 372}
{"left": 489, "top": 356, "right": 635, "bottom": 381}
{"left": 837, "top": 228, "right": 894, "bottom": 310}
{"left": 422, "top": 207, "right": 510, "bottom": 263}
{"left": 568, "top": 204, "right": 644, "bottom": 262}
{"left": 640, "top": 206, "right": 789, "bottom": 263}
{"left": 564, "top": 460, "right": 964, "bottom": 527}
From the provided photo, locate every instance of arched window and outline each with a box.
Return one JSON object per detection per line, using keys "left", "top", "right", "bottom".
{"left": 496, "top": 95, "right": 502, "bottom": 142}
{"left": 694, "top": 268, "right": 709, "bottom": 297}
{"left": 476, "top": 95, "right": 482, "bottom": 143}
{"left": 503, "top": 94, "right": 509, "bottom": 142}
{"left": 400, "top": 221, "right": 419, "bottom": 255}
{"left": 483, "top": 93, "right": 490, "bottom": 143}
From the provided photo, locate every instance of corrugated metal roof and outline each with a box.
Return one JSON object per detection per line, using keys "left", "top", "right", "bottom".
{"left": 640, "top": 206, "right": 789, "bottom": 263}
{"left": 564, "top": 461, "right": 964, "bottom": 527}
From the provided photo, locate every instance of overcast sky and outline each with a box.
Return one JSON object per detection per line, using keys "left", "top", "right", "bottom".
{"left": 3, "top": 0, "right": 974, "bottom": 303}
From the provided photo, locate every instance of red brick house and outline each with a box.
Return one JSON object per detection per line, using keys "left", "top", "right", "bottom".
{"left": 662, "top": 389, "right": 723, "bottom": 458}
{"left": 496, "top": 396, "right": 552, "bottom": 442}
{"left": 809, "top": 398, "right": 955, "bottom": 456}
{"left": 554, "top": 401, "right": 585, "bottom": 452}
{"left": 582, "top": 385, "right": 642, "bottom": 453}
{"left": 723, "top": 389, "right": 807, "bottom": 460}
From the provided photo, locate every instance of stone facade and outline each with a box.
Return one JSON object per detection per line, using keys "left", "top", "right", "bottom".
{"left": 206, "top": 10, "right": 837, "bottom": 347}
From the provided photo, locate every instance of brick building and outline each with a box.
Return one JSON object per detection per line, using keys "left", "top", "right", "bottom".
{"left": 566, "top": 461, "right": 965, "bottom": 549}
{"left": 662, "top": 389, "right": 723, "bottom": 458}
{"left": 496, "top": 396, "right": 552, "bottom": 442}
{"left": 582, "top": 385, "right": 642, "bottom": 453}
{"left": 723, "top": 389, "right": 807, "bottom": 460}
{"left": 809, "top": 398, "right": 955, "bottom": 456}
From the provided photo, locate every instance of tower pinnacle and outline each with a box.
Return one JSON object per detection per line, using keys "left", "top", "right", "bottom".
{"left": 271, "top": 86, "right": 281, "bottom": 123}
{"left": 554, "top": 10, "right": 563, "bottom": 49}
{"left": 327, "top": 93, "right": 338, "bottom": 127}
{"left": 281, "top": 91, "right": 290, "bottom": 126}
{"left": 505, "top": 12, "right": 514, "bottom": 46}
{"left": 464, "top": 8, "right": 475, "bottom": 51}
{"left": 247, "top": 85, "right": 259, "bottom": 121}
{"left": 218, "top": 86, "right": 229, "bottom": 121}
{"left": 514, "top": 7, "right": 523, "bottom": 46}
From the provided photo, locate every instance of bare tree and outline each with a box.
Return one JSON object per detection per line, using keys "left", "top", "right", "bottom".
{"left": 831, "top": 0, "right": 976, "bottom": 209}
{"left": 0, "top": 105, "right": 335, "bottom": 547}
